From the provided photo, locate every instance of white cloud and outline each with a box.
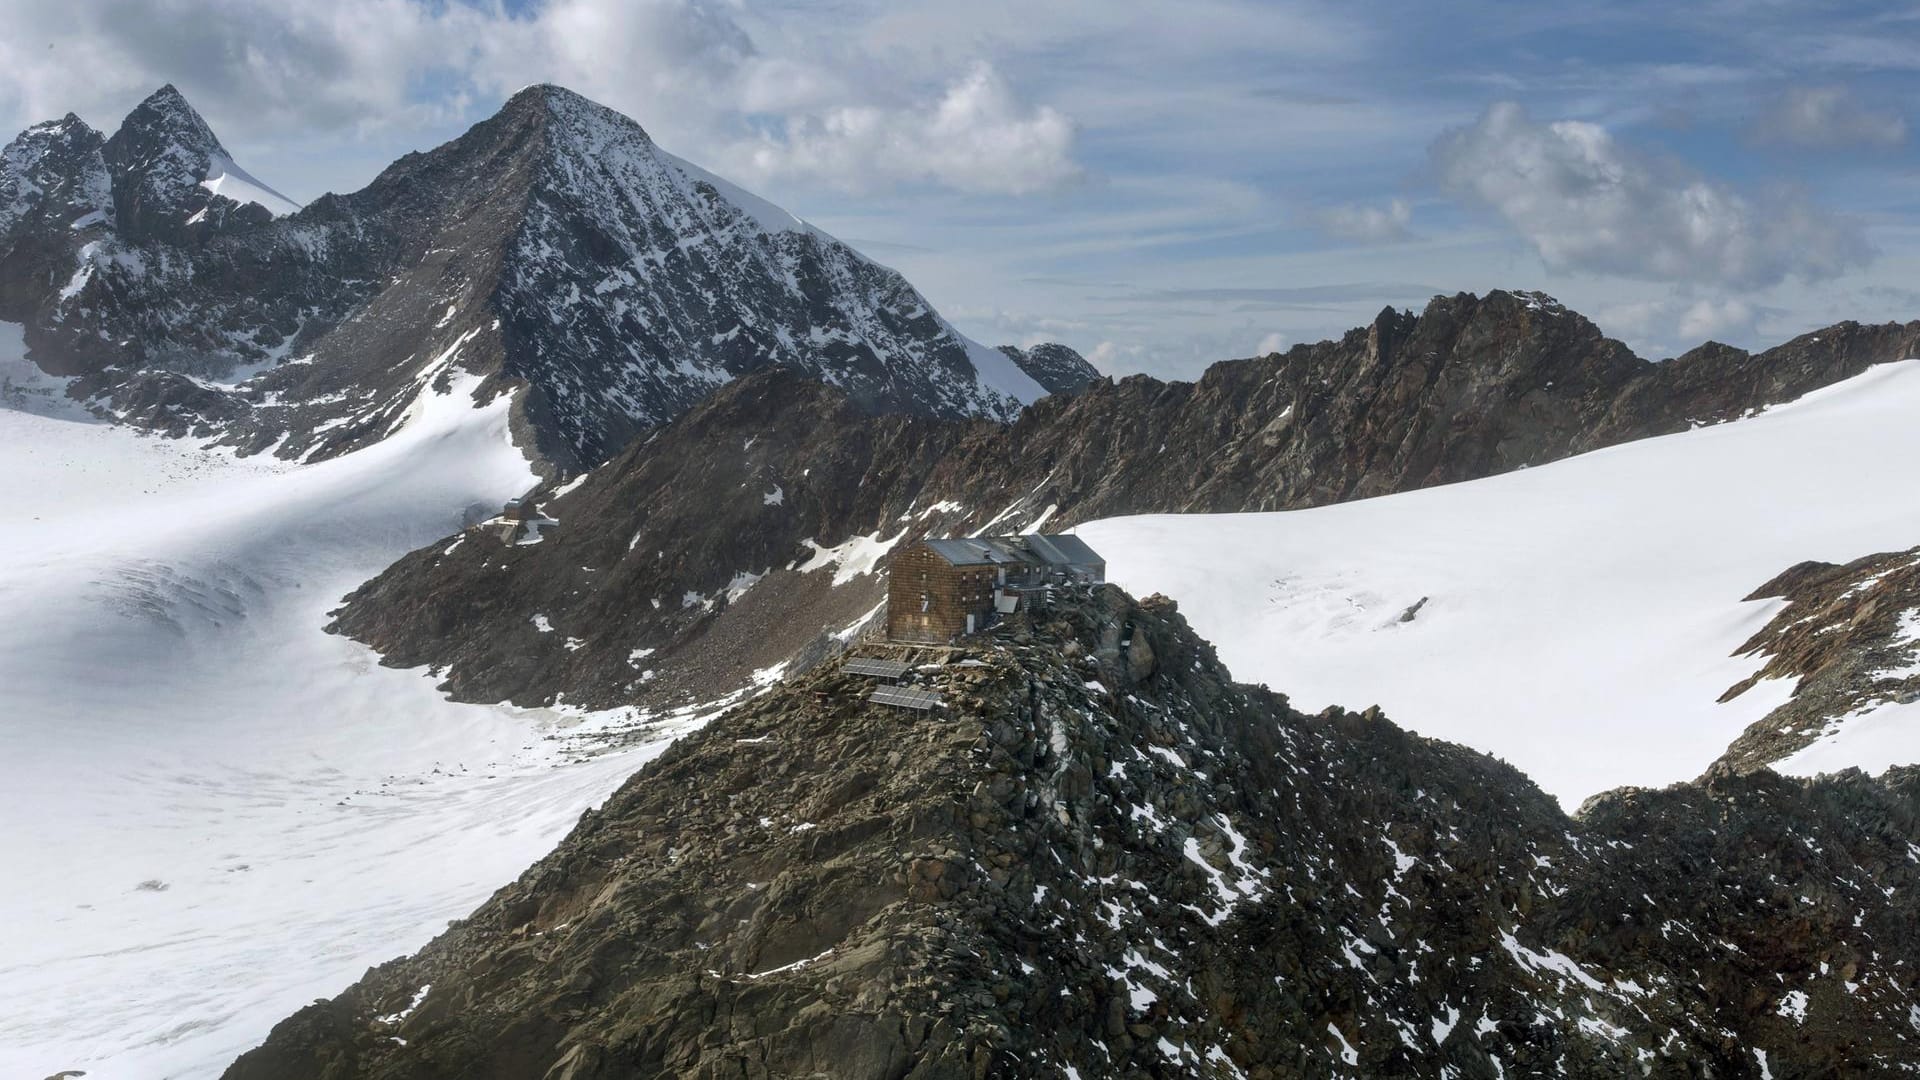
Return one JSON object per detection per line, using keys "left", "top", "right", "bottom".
{"left": 0, "top": 0, "right": 1080, "bottom": 199}
{"left": 738, "top": 63, "right": 1079, "bottom": 195}
{"left": 1431, "top": 102, "right": 1870, "bottom": 290}
{"left": 1751, "top": 85, "right": 1907, "bottom": 149}
{"left": 1676, "top": 297, "right": 1758, "bottom": 341}
{"left": 1255, "top": 331, "right": 1286, "bottom": 355}
{"left": 1086, "top": 340, "right": 1137, "bottom": 373}
{"left": 1311, "top": 198, "right": 1412, "bottom": 243}
{"left": 1592, "top": 294, "right": 1765, "bottom": 358}
{"left": 6, "top": 0, "right": 518, "bottom": 138}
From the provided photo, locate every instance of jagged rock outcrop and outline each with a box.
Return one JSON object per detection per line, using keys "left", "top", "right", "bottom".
{"left": 231, "top": 586, "right": 1920, "bottom": 1078}
{"left": 996, "top": 342, "right": 1099, "bottom": 396}
{"left": 331, "top": 292, "right": 1920, "bottom": 711}
{"left": 0, "top": 84, "right": 1045, "bottom": 472}
{"left": 1717, "top": 547, "right": 1920, "bottom": 771}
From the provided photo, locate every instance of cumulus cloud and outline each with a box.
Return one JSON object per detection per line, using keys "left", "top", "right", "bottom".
{"left": 740, "top": 63, "right": 1079, "bottom": 195}
{"left": 1310, "top": 198, "right": 1412, "bottom": 243}
{"left": 1432, "top": 102, "right": 1869, "bottom": 290}
{"left": 0, "top": 0, "right": 482, "bottom": 137}
{"left": 0, "top": 0, "right": 1081, "bottom": 198}
{"left": 1751, "top": 85, "right": 1907, "bottom": 149}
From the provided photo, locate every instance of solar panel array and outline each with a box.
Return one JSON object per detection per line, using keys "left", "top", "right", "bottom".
{"left": 844, "top": 657, "right": 913, "bottom": 679}
{"left": 868, "top": 685, "right": 944, "bottom": 711}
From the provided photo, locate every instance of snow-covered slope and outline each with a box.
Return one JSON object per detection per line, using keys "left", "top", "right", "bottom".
{"left": 1079, "top": 359, "right": 1920, "bottom": 807}
{"left": 0, "top": 363, "right": 704, "bottom": 1078}
{"left": 199, "top": 152, "right": 301, "bottom": 216}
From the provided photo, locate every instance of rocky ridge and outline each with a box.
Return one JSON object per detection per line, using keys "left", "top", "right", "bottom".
{"left": 996, "top": 343, "right": 1100, "bottom": 396}
{"left": 232, "top": 585, "right": 1920, "bottom": 1078}
{"left": 0, "top": 84, "right": 1050, "bottom": 472}
{"left": 1717, "top": 547, "right": 1920, "bottom": 772}
{"left": 329, "top": 291, "right": 1920, "bottom": 714}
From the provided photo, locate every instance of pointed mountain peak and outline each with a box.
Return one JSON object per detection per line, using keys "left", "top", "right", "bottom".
{"left": 102, "top": 84, "right": 287, "bottom": 239}
{"left": 117, "top": 83, "right": 225, "bottom": 157}
{"left": 503, "top": 83, "right": 654, "bottom": 147}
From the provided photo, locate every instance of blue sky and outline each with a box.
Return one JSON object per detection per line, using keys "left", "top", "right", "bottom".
{"left": 4, "top": 0, "right": 1917, "bottom": 378}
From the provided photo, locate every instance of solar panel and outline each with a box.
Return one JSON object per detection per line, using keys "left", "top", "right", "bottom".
{"left": 868, "top": 685, "right": 944, "bottom": 711}
{"left": 844, "top": 657, "right": 913, "bottom": 679}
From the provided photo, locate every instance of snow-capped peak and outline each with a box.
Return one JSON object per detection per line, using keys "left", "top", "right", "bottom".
{"left": 103, "top": 84, "right": 300, "bottom": 232}
{"left": 482, "top": 83, "right": 1045, "bottom": 463}
{"left": 120, "top": 83, "right": 226, "bottom": 160}
{"left": 525, "top": 83, "right": 815, "bottom": 238}
{"left": 0, "top": 113, "right": 110, "bottom": 236}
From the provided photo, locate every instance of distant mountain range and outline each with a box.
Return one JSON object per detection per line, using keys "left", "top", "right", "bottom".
{"left": 0, "top": 84, "right": 1092, "bottom": 473}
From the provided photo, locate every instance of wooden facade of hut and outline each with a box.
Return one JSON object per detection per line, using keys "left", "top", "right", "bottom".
{"left": 885, "top": 534, "right": 1105, "bottom": 643}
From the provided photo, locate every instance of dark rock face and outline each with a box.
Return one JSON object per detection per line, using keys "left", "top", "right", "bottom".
{"left": 0, "top": 114, "right": 112, "bottom": 318}
{"left": 954, "top": 291, "right": 1920, "bottom": 520}
{"left": 329, "top": 371, "right": 983, "bottom": 708}
{"left": 0, "top": 84, "right": 1042, "bottom": 472}
{"left": 330, "top": 291, "right": 1920, "bottom": 711}
{"left": 99, "top": 83, "right": 267, "bottom": 244}
{"left": 997, "top": 342, "right": 1100, "bottom": 396}
{"left": 229, "top": 587, "right": 1920, "bottom": 1079}
{"left": 1717, "top": 547, "right": 1920, "bottom": 771}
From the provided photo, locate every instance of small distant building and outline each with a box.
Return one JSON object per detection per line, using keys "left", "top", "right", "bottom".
{"left": 483, "top": 496, "right": 553, "bottom": 544}
{"left": 886, "top": 534, "right": 1105, "bottom": 643}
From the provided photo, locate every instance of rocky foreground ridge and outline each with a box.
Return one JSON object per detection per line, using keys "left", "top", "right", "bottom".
{"left": 330, "top": 289, "right": 1920, "bottom": 713}
{"left": 0, "top": 84, "right": 1058, "bottom": 472}
{"left": 235, "top": 586, "right": 1920, "bottom": 1078}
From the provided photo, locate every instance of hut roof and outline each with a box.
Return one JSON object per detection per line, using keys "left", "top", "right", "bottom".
{"left": 920, "top": 534, "right": 1103, "bottom": 569}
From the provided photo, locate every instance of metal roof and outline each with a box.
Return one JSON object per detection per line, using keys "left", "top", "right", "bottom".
{"left": 868, "top": 685, "right": 944, "bottom": 711}
{"left": 922, "top": 537, "right": 1025, "bottom": 565}
{"left": 1024, "top": 533, "right": 1103, "bottom": 567}
{"left": 844, "top": 657, "right": 913, "bottom": 679}
{"left": 919, "top": 534, "right": 1103, "bottom": 568}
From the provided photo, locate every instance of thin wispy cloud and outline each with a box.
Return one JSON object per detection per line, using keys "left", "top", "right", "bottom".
{"left": 1310, "top": 199, "right": 1415, "bottom": 243}
{"left": 1750, "top": 85, "right": 1908, "bottom": 149}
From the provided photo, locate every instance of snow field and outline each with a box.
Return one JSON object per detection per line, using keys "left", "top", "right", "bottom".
{"left": 1081, "top": 360, "right": 1920, "bottom": 806}
{"left": 0, "top": 361, "right": 698, "bottom": 1078}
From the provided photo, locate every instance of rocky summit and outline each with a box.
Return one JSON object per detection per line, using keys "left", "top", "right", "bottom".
{"left": 995, "top": 343, "right": 1101, "bottom": 397}
{"left": 328, "top": 290, "right": 1920, "bottom": 719}
{"left": 230, "top": 585, "right": 1920, "bottom": 1079}
{"left": 0, "top": 84, "right": 1054, "bottom": 473}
